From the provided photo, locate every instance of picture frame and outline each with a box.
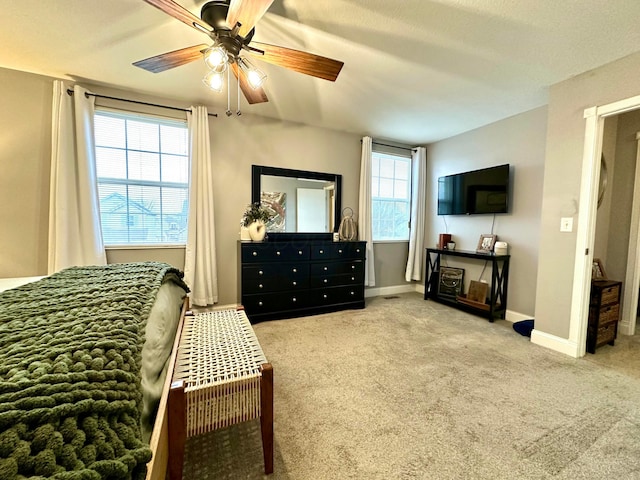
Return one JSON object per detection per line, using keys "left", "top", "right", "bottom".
{"left": 476, "top": 234, "right": 497, "bottom": 253}
{"left": 467, "top": 280, "right": 488, "bottom": 304}
{"left": 438, "top": 267, "right": 464, "bottom": 299}
{"left": 592, "top": 258, "right": 607, "bottom": 280}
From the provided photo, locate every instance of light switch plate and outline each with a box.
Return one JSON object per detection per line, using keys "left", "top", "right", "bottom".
{"left": 560, "top": 217, "right": 573, "bottom": 232}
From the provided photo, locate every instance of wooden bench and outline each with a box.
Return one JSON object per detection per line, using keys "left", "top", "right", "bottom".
{"left": 167, "top": 307, "right": 273, "bottom": 478}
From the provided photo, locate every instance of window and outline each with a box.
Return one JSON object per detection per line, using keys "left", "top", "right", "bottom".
{"left": 371, "top": 151, "right": 411, "bottom": 241}
{"left": 94, "top": 111, "right": 189, "bottom": 245}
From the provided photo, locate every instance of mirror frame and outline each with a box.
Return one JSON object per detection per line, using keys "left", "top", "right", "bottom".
{"left": 251, "top": 165, "right": 342, "bottom": 234}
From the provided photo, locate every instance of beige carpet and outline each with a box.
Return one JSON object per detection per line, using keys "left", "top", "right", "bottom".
{"left": 183, "top": 292, "right": 640, "bottom": 479}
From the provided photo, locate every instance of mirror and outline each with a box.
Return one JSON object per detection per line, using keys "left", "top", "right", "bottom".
{"left": 252, "top": 165, "right": 342, "bottom": 233}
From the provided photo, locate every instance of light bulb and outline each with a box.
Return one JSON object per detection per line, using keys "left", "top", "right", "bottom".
{"left": 203, "top": 71, "right": 224, "bottom": 92}
{"left": 204, "top": 45, "right": 228, "bottom": 69}
{"left": 247, "top": 69, "right": 267, "bottom": 89}
{"left": 239, "top": 57, "right": 267, "bottom": 90}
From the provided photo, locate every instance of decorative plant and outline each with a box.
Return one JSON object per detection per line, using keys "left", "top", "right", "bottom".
{"left": 241, "top": 202, "right": 272, "bottom": 227}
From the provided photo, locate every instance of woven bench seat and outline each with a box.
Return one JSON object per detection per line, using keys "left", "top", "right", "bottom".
{"left": 168, "top": 308, "right": 273, "bottom": 478}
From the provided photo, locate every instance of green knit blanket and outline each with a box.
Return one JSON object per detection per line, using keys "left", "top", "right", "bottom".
{"left": 0, "top": 262, "right": 188, "bottom": 480}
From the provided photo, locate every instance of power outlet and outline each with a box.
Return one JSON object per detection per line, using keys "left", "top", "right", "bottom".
{"left": 560, "top": 217, "right": 573, "bottom": 232}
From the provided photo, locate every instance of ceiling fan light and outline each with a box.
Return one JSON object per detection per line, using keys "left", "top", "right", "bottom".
{"left": 239, "top": 57, "right": 267, "bottom": 90}
{"left": 204, "top": 45, "right": 228, "bottom": 69}
{"left": 203, "top": 70, "right": 224, "bottom": 92}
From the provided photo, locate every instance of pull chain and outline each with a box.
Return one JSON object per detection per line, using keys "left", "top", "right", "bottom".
{"left": 237, "top": 71, "right": 242, "bottom": 116}
{"left": 226, "top": 66, "right": 232, "bottom": 116}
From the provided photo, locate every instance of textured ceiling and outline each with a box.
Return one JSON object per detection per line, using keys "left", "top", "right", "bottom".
{"left": 2, "top": 0, "right": 640, "bottom": 144}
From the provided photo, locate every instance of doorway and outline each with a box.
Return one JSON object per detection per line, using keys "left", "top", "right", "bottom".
{"left": 573, "top": 94, "right": 640, "bottom": 356}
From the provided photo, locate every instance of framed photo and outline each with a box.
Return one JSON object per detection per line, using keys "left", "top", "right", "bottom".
{"left": 438, "top": 267, "right": 464, "bottom": 299}
{"left": 476, "top": 234, "right": 497, "bottom": 253}
{"left": 592, "top": 258, "right": 607, "bottom": 280}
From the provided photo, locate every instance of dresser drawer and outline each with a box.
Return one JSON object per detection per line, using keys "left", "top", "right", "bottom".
{"left": 309, "top": 285, "right": 364, "bottom": 306}
{"left": 311, "top": 260, "right": 364, "bottom": 276}
{"left": 310, "top": 242, "right": 366, "bottom": 260}
{"left": 242, "top": 244, "right": 310, "bottom": 263}
{"left": 310, "top": 272, "right": 364, "bottom": 288}
{"left": 243, "top": 291, "right": 310, "bottom": 313}
{"left": 600, "top": 284, "right": 620, "bottom": 306}
{"left": 591, "top": 303, "right": 619, "bottom": 326}
{"left": 595, "top": 321, "right": 616, "bottom": 346}
{"left": 242, "top": 264, "right": 279, "bottom": 282}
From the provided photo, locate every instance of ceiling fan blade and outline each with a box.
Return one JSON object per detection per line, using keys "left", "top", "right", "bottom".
{"left": 230, "top": 62, "right": 269, "bottom": 104}
{"left": 226, "top": 0, "right": 274, "bottom": 38}
{"left": 133, "top": 44, "right": 208, "bottom": 73}
{"left": 248, "top": 42, "right": 344, "bottom": 81}
{"left": 142, "top": 0, "right": 213, "bottom": 35}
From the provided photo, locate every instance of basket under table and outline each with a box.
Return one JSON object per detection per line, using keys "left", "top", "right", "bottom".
{"left": 167, "top": 308, "right": 273, "bottom": 478}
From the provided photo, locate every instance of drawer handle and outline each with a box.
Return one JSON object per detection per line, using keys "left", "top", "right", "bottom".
{"left": 276, "top": 251, "right": 281, "bottom": 256}
{"left": 350, "top": 291, "right": 355, "bottom": 295}
{"left": 351, "top": 277, "right": 355, "bottom": 281}
{"left": 258, "top": 301, "right": 263, "bottom": 306}
{"left": 324, "top": 279, "right": 328, "bottom": 284}
{"left": 352, "top": 265, "right": 356, "bottom": 269}
{"left": 338, "top": 249, "right": 343, "bottom": 253}
{"left": 298, "top": 250, "right": 303, "bottom": 255}
{"left": 324, "top": 266, "right": 328, "bottom": 271}
{"left": 259, "top": 284, "right": 263, "bottom": 289}
{"left": 293, "top": 268, "right": 297, "bottom": 273}
{"left": 252, "top": 251, "right": 257, "bottom": 256}
{"left": 356, "top": 249, "right": 360, "bottom": 253}
{"left": 293, "top": 281, "right": 297, "bottom": 286}
{"left": 258, "top": 270, "right": 263, "bottom": 275}
{"left": 319, "top": 249, "right": 324, "bottom": 254}
{"left": 292, "top": 297, "right": 297, "bottom": 302}
{"left": 323, "top": 294, "right": 328, "bottom": 299}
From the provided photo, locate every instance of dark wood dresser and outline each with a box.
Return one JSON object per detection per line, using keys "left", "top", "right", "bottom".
{"left": 587, "top": 279, "right": 622, "bottom": 353}
{"left": 239, "top": 238, "right": 366, "bottom": 323}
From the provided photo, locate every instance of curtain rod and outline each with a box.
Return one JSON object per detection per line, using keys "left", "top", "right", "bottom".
{"left": 66, "top": 89, "right": 218, "bottom": 117}
{"left": 363, "top": 139, "right": 417, "bottom": 152}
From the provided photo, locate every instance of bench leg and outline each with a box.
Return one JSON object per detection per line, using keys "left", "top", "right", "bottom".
{"left": 168, "top": 380, "right": 186, "bottom": 480}
{"left": 260, "top": 363, "right": 274, "bottom": 474}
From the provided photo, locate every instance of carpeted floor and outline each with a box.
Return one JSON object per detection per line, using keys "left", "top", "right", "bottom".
{"left": 184, "top": 292, "right": 640, "bottom": 479}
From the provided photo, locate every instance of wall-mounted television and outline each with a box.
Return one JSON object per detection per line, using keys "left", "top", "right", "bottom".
{"left": 437, "top": 164, "right": 510, "bottom": 215}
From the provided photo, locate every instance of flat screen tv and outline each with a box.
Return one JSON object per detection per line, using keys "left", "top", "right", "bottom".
{"left": 437, "top": 164, "right": 510, "bottom": 215}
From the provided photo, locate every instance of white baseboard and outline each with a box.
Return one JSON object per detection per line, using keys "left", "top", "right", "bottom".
{"left": 530, "top": 329, "right": 580, "bottom": 358}
{"left": 364, "top": 284, "right": 418, "bottom": 298}
{"left": 504, "top": 310, "right": 532, "bottom": 324}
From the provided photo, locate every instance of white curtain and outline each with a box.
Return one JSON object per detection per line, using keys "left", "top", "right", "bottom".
{"left": 358, "top": 136, "right": 375, "bottom": 286}
{"left": 184, "top": 106, "right": 218, "bottom": 306}
{"left": 48, "top": 81, "right": 106, "bottom": 274}
{"left": 405, "top": 147, "right": 427, "bottom": 281}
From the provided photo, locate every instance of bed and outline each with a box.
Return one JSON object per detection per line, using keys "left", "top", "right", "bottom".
{"left": 0, "top": 262, "right": 189, "bottom": 479}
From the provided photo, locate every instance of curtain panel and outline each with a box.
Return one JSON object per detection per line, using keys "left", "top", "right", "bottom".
{"left": 405, "top": 146, "right": 426, "bottom": 281}
{"left": 48, "top": 81, "right": 106, "bottom": 274}
{"left": 358, "top": 136, "right": 375, "bottom": 286}
{"left": 184, "top": 106, "right": 219, "bottom": 306}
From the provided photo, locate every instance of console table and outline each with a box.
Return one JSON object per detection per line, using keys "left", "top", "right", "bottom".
{"left": 424, "top": 247, "right": 510, "bottom": 321}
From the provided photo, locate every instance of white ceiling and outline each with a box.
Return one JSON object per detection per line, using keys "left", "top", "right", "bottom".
{"left": 2, "top": 0, "right": 640, "bottom": 144}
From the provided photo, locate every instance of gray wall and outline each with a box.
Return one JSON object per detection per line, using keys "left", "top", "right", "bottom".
{"left": 0, "top": 66, "right": 412, "bottom": 304}
{"left": 0, "top": 68, "right": 53, "bottom": 277}
{"left": 535, "top": 50, "right": 640, "bottom": 338}
{"left": 426, "top": 107, "right": 548, "bottom": 317}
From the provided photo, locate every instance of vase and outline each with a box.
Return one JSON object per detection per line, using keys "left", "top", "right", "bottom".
{"left": 240, "top": 226, "right": 251, "bottom": 241}
{"left": 248, "top": 221, "right": 266, "bottom": 241}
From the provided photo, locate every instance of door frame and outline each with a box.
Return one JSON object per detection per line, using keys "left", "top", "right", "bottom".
{"left": 572, "top": 94, "right": 640, "bottom": 356}
{"left": 620, "top": 132, "right": 640, "bottom": 336}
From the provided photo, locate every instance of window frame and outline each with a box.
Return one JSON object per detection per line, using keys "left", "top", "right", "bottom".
{"left": 94, "top": 108, "right": 190, "bottom": 248}
{"left": 371, "top": 148, "right": 413, "bottom": 243}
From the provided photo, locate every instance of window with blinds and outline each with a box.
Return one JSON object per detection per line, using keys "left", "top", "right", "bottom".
{"left": 371, "top": 151, "right": 411, "bottom": 241}
{"left": 94, "top": 110, "right": 189, "bottom": 246}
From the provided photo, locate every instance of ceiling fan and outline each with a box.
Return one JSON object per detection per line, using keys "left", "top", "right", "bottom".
{"left": 133, "top": 0, "right": 344, "bottom": 106}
